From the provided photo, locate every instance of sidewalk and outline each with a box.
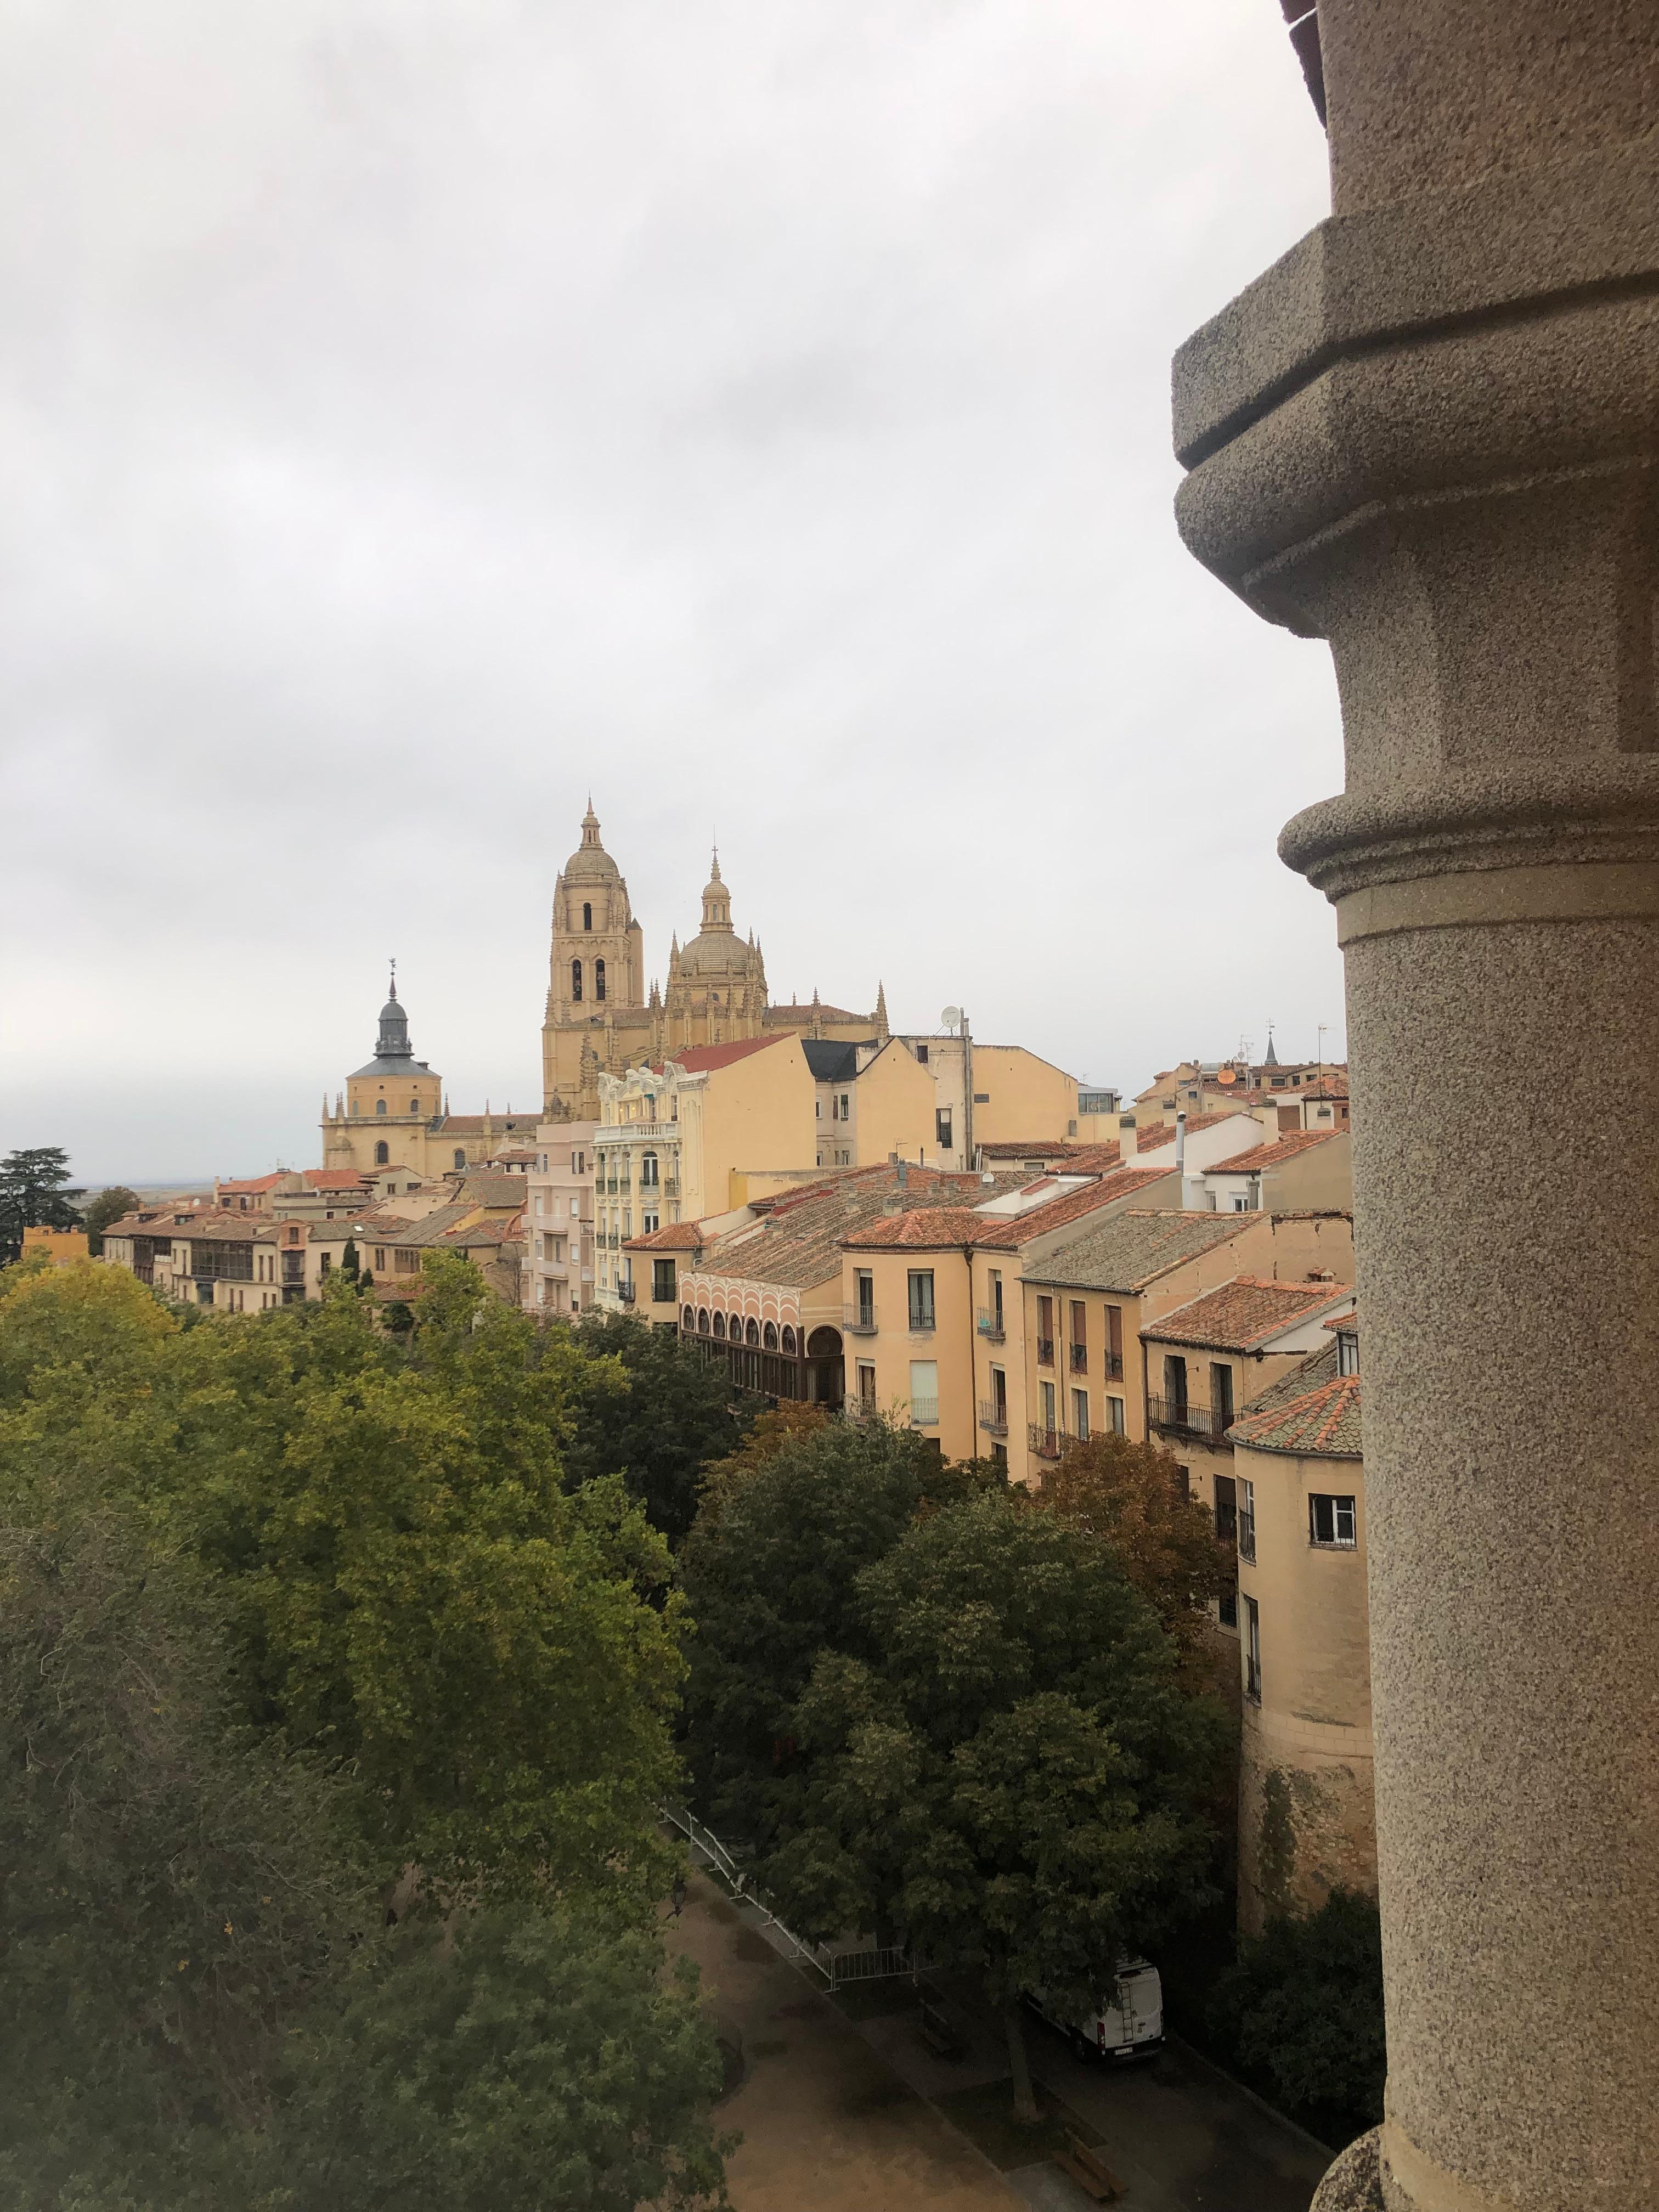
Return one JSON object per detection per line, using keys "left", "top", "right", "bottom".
{"left": 669, "top": 1871, "right": 1023, "bottom": 2212}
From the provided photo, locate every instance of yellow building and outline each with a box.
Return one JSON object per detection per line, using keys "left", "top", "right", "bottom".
{"left": 320, "top": 973, "right": 538, "bottom": 1178}
{"left": 1229, "top": 1319, "right": 1371, "bottom": 1932}
{"left": 541, "top": 809, "right": 884, "bottom": 1121}
{"left": 21, "top": 1227, "right": 90, "bottom": 1265}
{"left": 592, "top": 1033, "right": 818, "bottom": 1307}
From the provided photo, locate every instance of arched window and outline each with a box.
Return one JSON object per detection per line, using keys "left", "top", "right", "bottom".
{"left": 374, "top": 1141, "right": 390, "bottom": 1166}
{"left": 453, "top": 1149, "right": 466, "bottom": 1170}
{"left": 640, "top": 1151, "right": 658, "bottom": 1188}
{"left": 781, "top": 1326, "right": 797, "bottom": 1356}
{"left": 712, "top": 1312, "right": 726, "bottom": 1340}
{"left": 583, "top": 901, "right": 592, "bottom": 931}
{"left": 375, "top": 1098, "right": 387, "bottom": 1116}
{"left": 697, "top": 1307, "right": 710, "bottom": 1335}
{"left": 595, "top": 958, "right": 607, "bottom": 1002}
{"left": 410, "top": 1099, "right": 420, "bottom": 1114}
{"left": 745, "top": 1318, "right": 760, "bottom": 1346}
{"left": 763, "top": 1322, "right": 778, "bottom": 1350}
{"left": 682, "top": 1305, "right": 695, "bottom": 1332}
{"left": 571, "top": 958, "right": 583, "bottom": 1002}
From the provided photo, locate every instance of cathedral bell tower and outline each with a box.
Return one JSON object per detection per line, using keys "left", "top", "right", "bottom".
{"left": 542, "top": 804, "right": 645, "bottom": 1118}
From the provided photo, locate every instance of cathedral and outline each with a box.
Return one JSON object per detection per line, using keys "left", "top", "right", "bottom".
{"left": 541, "top": 805, "right": 886, "bottom": 1119}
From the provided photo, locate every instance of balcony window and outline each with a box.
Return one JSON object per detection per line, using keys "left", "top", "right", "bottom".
{"left": 1108, "top": 1396, "right": 1125, "bottom": 1436}
{"left": 1211, "top": 1362, "right": 1235, "bottom": 1427}
{"left": 1243, "top": 1595, "right": 1261, "bottom": 1703}
{"left": 1214, "top": 1474, "right": 1237, "bottom": 1547}
{"left": 652, "top": 1260, "right": 676, "bottom": 1304}
{"left": 907, "top": 1269, "right": 935, "bottom": 1332}
{"left": 853, "top": 1269, "right": 876, "bottom": 1331}
{"left": 1104, "top": 1303, "right": 1124, "bottom": 1381}
{"left": 857, "top": 1361, "right": 877, "bottom": 1411}
{"left": 1238, "top": 1476, "right": 1257, "bottom": 1563}
{"left": 909, "top": 1359, "right": 939, "bottom": 1427}
{"left": 936, "top": 1108, "right": 953, "bottom": 1150}
{"left": 1036, "top": 1294, "right": 1054, "bottom": 1367}
{"left": 1310, "top": 1493, "right": 1358, "bottom": 1547}
{"left": 1072, "top": 1389, "right": 1089, "bottom": 1441}
{"left": 1069, "top": 1301, "right": 1087, "bottom": 1372}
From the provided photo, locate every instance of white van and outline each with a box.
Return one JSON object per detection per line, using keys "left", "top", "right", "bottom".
{"left": 1025, "top": 1959, "right": 1164, "bottom": 2063}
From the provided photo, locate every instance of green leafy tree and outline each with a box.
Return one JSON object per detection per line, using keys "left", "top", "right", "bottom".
{"left": 0, "top": 1487, "right": 368, "bottom": 2210}
{"left": 1036, "top": 1431, "right": 1235, "bottom": 1663}
{"left": 678, "top": 1417, "right": 983, "bottom": 1838}
{"left": 0, "top": 1256, "right": 689, "bottom": 1911}
{"left": 80, "top": 1183, "right": 142, "bottom": 1255}
{"left": 0, "top": 1144, "right": 84, "bottom": 1259}
{"left": 261, "top": 1908, "right": 731, "bottom": 2212}
{"left": 770, "top": 1490, "right": 1228, "bottom": 2118}
{"left": 559, "top": 1309, "right": 751, "bottom": 1544}
{"left": 1207, "top": 1889, "right": 1386, "bottom": 2142}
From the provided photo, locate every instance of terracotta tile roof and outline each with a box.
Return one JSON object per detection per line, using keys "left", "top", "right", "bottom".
{"left": 1205, "top": 1130, "right": 1339, "bottom": 1174}
{"left": 661, "top": 1035, "right": 787, "bottom": 1074}
{"left": 691, "top": 1163, "right": 1016, "bottom": 1291}
{"left": 1142, "top": 1277, "right": 1355, "bottom": 1352}
{"left": 1323, "top": 1307, "right": 1361, "bottom": 1330}
{"left": 455, "top": 1174, "right": 532, "bottom": 1209}
{"left": 217, "top": 1172, "right": 291, "bottom": 1194}
{"left": 1133, "top": 1120, "right": 1176, "bottom": 1150}
{"left": 1031, "top": 1209, "right": 1263, "bottom": 1293}
{"left": 1227, "top": 1342, "right": 1362, "bottom": 1458}
{"left": 303, "top": 1169, "right": 370, "bottom": 1189}
{"left": 840, "top": 1164, "right": 1171, "bottom": 1253}
{"left": 623, "top": 1222, "right": 704, "bottom": 1251}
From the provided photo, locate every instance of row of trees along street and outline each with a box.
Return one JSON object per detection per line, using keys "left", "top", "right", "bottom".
{"left": 0, "top": 1234, "right": 1383, "bottom": 2205}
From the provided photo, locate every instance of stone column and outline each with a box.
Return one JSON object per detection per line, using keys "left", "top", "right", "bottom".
{"left": 1172, "top": 8, "right": 1659, "bottom": 2210}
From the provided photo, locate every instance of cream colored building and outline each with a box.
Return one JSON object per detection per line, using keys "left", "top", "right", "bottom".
{"left": 592, "top": 1032, "right": 817, "bottom": 1308}
{"left": 522, "top": 1120, "right": 596, "bottom": 1317}
{"left": 1229, "top": 1321, "right": 1371, "bottom": 1934}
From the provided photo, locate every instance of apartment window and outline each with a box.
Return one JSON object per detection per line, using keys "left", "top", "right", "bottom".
{"left": 1214, "top": 1473, "right": 1238, "bottom": 1547}
{"left": 854, "top": 1268, "right": 874, "bottom": 1327}
{"left": 815, "top": 1099, "right": 821, "bottom": 1119}
{"left": 575, "top": 1153, "right": 584, "bottom": 1174}
{"left": 838, "top": 1093, "right": 850, "bottom": 1121}
{"left": 1072, "top": 1389, "right": 1090, "bottom": 1441}
{"left": 374, "top": 1142, "right": 390, "bottom": 1166}
{"left": 1211, "top": 1362, "right": 1235, "bottom": 1427}
{"left": 595, "top": 958, "right": 606, "bottom": 1002}
{"left": 375, "top": 1098, "right": 387, "bottom": 1116}
{"left": 936, "top": 1108, "right": 953, "bottom": 1150}
{"left": 1036, "top": 1295, "right": 1054, "bottom": 1366}
{"left": 1164, "top": 1352, "right": 1188, "bottom": 1417}
{"left": 582, "top": 901, "right": 592, "bottom": 930}
{"left": 991, "top": 1365, "right": 1007, "bottom": 1423}
{"left": 1218, "top": 1582, "right": 1238, "bottom": 1629}
{"left": 534, "top": 1193, "right": 544, "bottom": 1215}
{"left": 857, "top": 1361, "right": 877, "bottom": 1410}
{"left": 991, "top": 1441, "right": 1007, "bottom": 1469}
{"left": 571, "top": 958, "right": 583, "bottom": 1001}
{"left": 642, "top": 1211, "right": 659, "bottom": 1234}
{"left": 1040, "top": 1379, "right": 1057, "bottom": 1438}
{"left": 640, "top": 1151, "right": 658, "bottom": 1187}
{"left": 907, "top": 1269, "right": 935, "bottom": 1331}
{"left": 990, "top": 1269, "right": 1004, "bottom": 1330}
{"left": 393, "top": 1248, "right": 419, "bottom": 1274}
{"left": 1105, "top": 1303, "right": 1124, "bottom": 1380}
{"left": 652, "top": 1260, "right": 676, "bottom": 1304}
{"left": 374, "top": 1249, "right": 387, "bottom": 1271}
{"left": 1243, "top": 1595, "right": 1261, "bottom": 1702}
{"left": 1069, "top": 1301, "right": 1087, "bottom": 1372}
{"left": 915, "top": 1043, "right": 929, "bottom": 1064}
{"left": 1238, "top": 1476, "right": 1257, "bottom": 1563}
{"left": 909, "top": 1360, "right": 939, "bottom": 1426}
{"left": 1108, "top": 1396, "right": 1126, "bottom": 1436}
{"left": 1171, "top": 1463, "right": 1190, "bottom": 1501}
{"left": 1310, "top": 1493, "right": 1358, "bottom": 1548}
{"left": 1336, "top": 1328, "right": 1359, "bottom": 1376}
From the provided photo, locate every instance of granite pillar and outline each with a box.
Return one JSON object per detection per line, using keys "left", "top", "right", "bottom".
{"left": 1172, "top": 8, "right": 1659, "bottom": 2209}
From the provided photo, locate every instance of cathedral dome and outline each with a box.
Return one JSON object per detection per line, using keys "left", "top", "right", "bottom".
{"left": 676, "top": 849, "right": 751, "bottom": 974}
{"left": 562, "top": 802, "right": 621, "bottom": 883}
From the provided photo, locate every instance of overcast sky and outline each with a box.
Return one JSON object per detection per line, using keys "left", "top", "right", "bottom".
{"left": 1, "top": 1, "right": 1339, "bottom": 1186}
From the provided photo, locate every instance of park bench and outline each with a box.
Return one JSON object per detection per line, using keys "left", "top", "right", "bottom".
{"left": 917, "top": 1997, "right": 966, "bottom": 2061}
{"left": 1052, "top": 2130, "right": 1124, "bottom": 2203}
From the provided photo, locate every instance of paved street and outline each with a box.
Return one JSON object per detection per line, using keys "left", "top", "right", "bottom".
{"left": 670, "top": 1863, "right": 1332, "bottom": 2212}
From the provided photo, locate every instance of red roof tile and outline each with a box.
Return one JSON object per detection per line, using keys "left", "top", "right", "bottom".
{"left": 841, "top": 1164, "right": 1171, "bottom": 1252}
{"left": 623, "top": 1222, "right": 705, "bottom": 1251}
{"left": 1142, "top": 1276, "right": 1353, "bottom": 1352}
{"left": 1206, "top": 1130, "right": 1339, "bottom": 1175}
{"left": 303, "top": 1168, "right": 371, "bottom": 1189}
{"left": 1230, "top": 1370, "right": 1362, "bottom": 1457}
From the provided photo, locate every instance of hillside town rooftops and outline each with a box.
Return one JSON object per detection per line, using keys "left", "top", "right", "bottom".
{"left": 1030, "top": 1209, "right": 1261, "bottom": 1294}
{"left": 1205, "top": 1130, "right": 1340, "bottom": 1175}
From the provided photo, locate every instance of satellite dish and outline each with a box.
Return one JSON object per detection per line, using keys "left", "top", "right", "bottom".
{"left": 940, "top": 1005, "right": 962, "bottom": 1034}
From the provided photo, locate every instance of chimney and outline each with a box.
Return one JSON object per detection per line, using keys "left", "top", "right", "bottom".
{"left": 1118, "top": 1113, "right": 1138, "bottom": 1162}
{"left": 896, "top": 1158, "right": 909, "bottom": 1198}
{"left": 1175, "top": 1110, "right": 1187, "bottom": 1174}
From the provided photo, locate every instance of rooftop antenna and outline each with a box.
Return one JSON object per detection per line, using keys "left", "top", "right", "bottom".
{"left": 940, "top": 1005, "right": 962, "bottom": 1035}
{"left": 388, "top": 956, "right": 397, "bottom": 995}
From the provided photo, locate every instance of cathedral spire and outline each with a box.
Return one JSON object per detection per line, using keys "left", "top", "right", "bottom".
{"left": 874, "top": 980, "right": 889, "bottom": 1041}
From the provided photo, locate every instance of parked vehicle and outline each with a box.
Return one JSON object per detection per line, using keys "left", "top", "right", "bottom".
{"left": 1025, "top": 1959, "right": 1164, "bottom": 2063}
